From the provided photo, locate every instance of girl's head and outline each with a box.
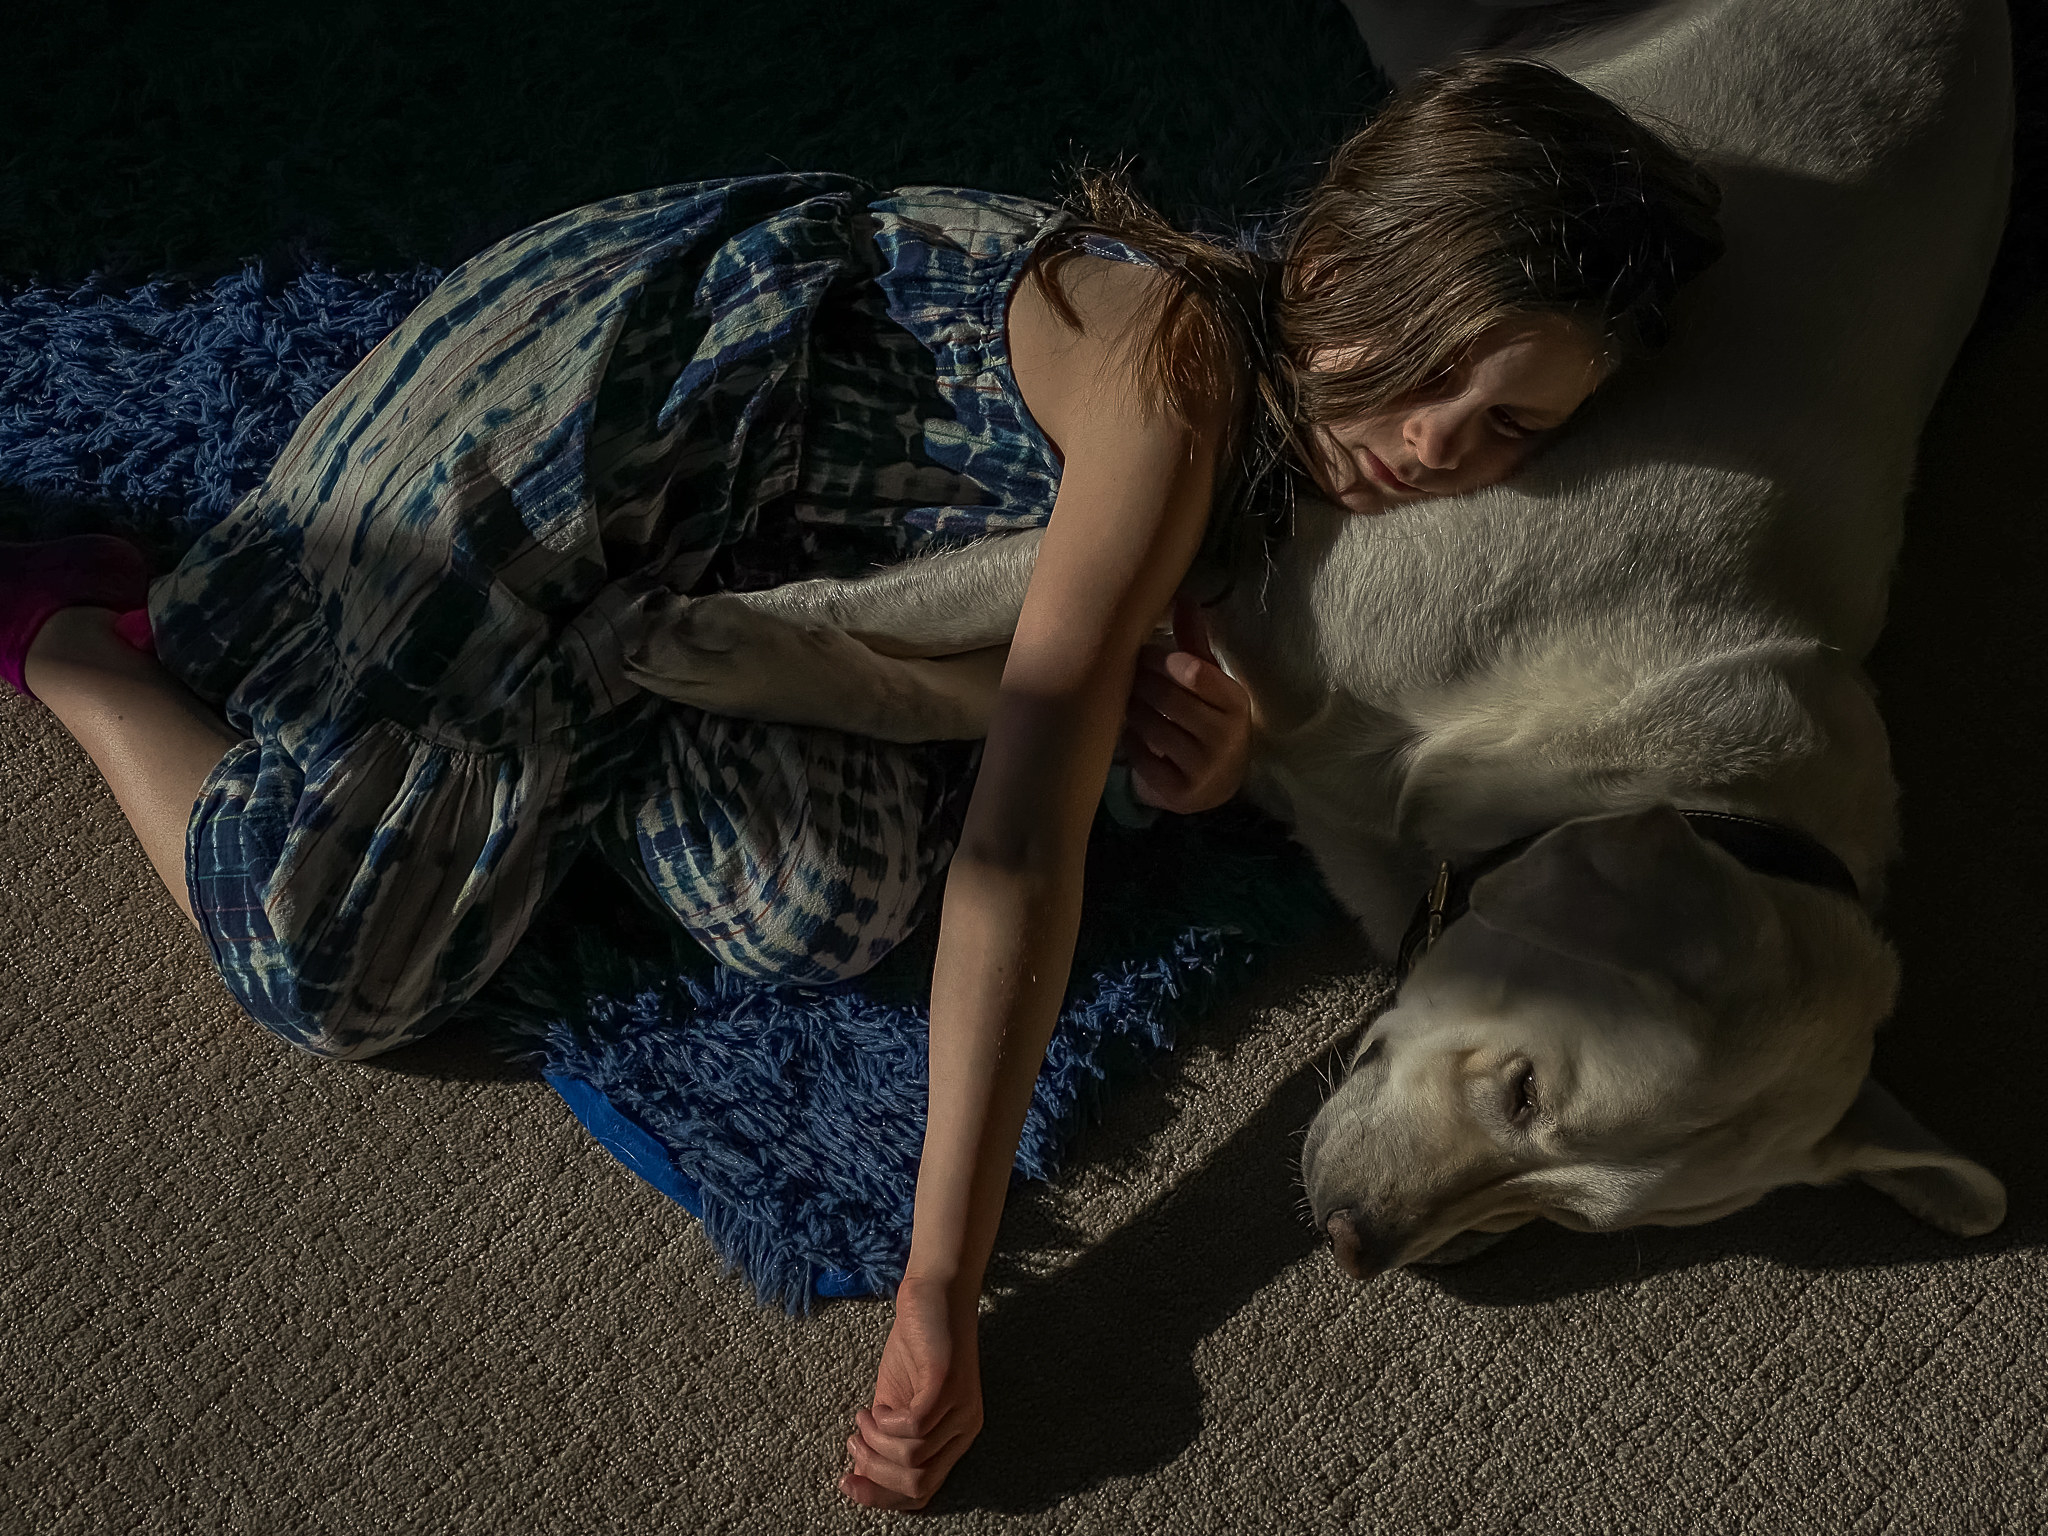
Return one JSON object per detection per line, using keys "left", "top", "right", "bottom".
{"left": 1047, "top": 56, "right": 1723, "bottom": 521}
{"left": 1280, "top": 56, "right": 1724, "bottom": 513}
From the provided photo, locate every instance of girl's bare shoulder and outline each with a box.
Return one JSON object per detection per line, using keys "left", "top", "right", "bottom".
{"left": 1007, "top": 253, "right": 1187, "bottom": 458}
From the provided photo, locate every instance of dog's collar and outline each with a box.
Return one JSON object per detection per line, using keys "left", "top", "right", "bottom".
{"left": 1395, "top": 810, "right": 1862, "bottom": 978}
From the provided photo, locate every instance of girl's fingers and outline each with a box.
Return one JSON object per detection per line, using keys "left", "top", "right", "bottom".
{"left": 1166, "top": 649, "right": 1250, "bottom": 711}
{"left": 1126, "top": 704, "right": 1205, "bottom": 776}
{"left": 854, "top": 1407, "right": 955, "bottom": 1466}
{"left": 1130, "top": 668, "right": 1219, "bottom": 736}
{"left": 844, "top": 1424, "right": 974, "bottom": 1508}
{"left": 1125, "top": 737, "right": 1195, "bottom": 812}
{"left": 849, "top": 1419, "right": 966, "bottom": 1475}
{"left": 868, "top": 1395, "right": 956, "bottom": 1440}
{"left": 1136, "top": 646, "right": 1247, "bottom": 717}
{"left": 1126, "top": 743, "right": 1184, "bottom": 793}
{"left": 1171, "top": 594, "right": 1217, "bottom": 664}
{"left": 840, "top": 1470, "right": 930, "bottom": 1512}
{"left": 1131, "top": 669, "right": 1235, "bottom": 747}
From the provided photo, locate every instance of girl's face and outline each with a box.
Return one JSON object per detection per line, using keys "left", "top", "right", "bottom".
{"left": 1299, "top": 315, "right": 1611, "bottom": 516}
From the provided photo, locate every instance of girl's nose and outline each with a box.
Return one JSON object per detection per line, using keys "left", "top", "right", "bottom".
{"left": 1405, "top": 408, "right": 1466, "bottom": 472}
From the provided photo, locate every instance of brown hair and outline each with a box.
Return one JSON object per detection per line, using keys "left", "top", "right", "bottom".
{"left": 1032, "top": 56, "right": 1724, "bottom": 528}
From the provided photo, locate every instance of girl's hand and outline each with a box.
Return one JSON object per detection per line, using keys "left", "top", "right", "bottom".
{"left": 1123, "top": 597, "right": 1253, "bottom": 815}
{"left": 840, "top": 1276, "right": 983, "bottom": 1510}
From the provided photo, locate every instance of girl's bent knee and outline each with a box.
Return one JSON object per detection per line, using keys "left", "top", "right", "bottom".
{"left": 278, "top": 1023, "right": 436, "bottom": 1063}
{"left": 238, "top": 982, "right": 459, "bottom": 1063}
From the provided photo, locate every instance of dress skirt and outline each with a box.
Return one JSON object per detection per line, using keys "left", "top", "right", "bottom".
{"left": 150, "top": 175, "right": 1124, "bottom": 1058}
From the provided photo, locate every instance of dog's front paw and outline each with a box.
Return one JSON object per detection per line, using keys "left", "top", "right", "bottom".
{"left": 623, "top": 590, "right": 882, "bottom": 730}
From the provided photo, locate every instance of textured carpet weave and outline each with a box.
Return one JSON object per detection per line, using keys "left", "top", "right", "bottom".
{"left": 487, "top": 810, "right": 1331, "bottom": 1308}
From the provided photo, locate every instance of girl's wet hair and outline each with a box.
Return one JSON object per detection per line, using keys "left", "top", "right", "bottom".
{"left": 1032, "top": 55, "right": 1725, "bottom": 536}
{"left": 1280, "top": 54, "right": 1724, "bottom": 427}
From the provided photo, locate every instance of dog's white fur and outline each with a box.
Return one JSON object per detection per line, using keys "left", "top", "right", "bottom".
{"left": 626, "top": 0, "right": 2013, "bottom": 1271}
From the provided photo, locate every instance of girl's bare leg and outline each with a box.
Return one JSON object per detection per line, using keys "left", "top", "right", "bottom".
{"left": 22, "top": 607, "right": 241, "bottom": 925}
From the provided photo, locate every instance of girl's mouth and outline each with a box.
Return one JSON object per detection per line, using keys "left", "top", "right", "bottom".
{"left": 1363, "top": 448, "right": 1422, "bottom": 495}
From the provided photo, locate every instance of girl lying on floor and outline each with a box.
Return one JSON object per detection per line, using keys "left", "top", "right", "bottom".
{"left": 1, "top": 58, "right": 1718, "bottom": 1509}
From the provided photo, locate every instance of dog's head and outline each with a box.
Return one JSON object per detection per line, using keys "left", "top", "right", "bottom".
{"left": 1300, "top": 806, "right": 2004, "bottom": 1278}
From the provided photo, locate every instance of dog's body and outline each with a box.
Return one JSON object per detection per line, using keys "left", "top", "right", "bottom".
{"left": 629, "top": 0, "right": 2012, "bottom": 1268}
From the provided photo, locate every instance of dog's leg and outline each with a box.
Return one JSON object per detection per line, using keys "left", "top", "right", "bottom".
{"left": 735, "top": 530, "right": 1043, "bottom": 658}
{"left": 624, "top": 531, "right": 1044, "bottom": 741}
{"left": 623, "top": 589, "right": 1009, "bottom": 742}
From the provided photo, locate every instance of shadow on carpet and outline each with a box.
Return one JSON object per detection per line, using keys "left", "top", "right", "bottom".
{"left": 468, "top": 805, "right": 1339, "bottom": 1311}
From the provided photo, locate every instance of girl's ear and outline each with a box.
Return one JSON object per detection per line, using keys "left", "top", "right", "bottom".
{"left": 1812, "top": 1078, "right": 2006, "bottom": 1238}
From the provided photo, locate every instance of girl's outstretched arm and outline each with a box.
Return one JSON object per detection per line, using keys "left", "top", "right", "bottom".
{"left": 841, "top": 257, "right": 1218, "bottom": 1510}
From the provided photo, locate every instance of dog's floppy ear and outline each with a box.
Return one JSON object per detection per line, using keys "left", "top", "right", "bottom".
{"left": 1813, "top": 1078, "right": 2006, "bottom": 1237}
{"left": 1466, "top": 806, "right": 1766, "bottom": 994}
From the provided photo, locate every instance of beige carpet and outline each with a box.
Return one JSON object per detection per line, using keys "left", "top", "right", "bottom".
{"left": 7, "top": 299, "right": 2046, "bottom": 1535}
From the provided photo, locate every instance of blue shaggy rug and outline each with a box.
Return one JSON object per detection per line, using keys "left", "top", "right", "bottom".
{"left": 0, "top": 262, "right": 1337, "bottom": 1310}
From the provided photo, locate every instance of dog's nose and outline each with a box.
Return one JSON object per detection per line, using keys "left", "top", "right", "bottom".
{"left": 1324, "top": 1209, "right": 1393, "bottom": 1281}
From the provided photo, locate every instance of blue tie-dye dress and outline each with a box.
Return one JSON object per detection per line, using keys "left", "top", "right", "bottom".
{"left": 149, "top": 175, "right": 1144, "bottom": 1060}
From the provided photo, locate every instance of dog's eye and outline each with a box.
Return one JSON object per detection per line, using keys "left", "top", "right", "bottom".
{"left": 1509, "top": 1068, "right": 1537, "bottom": 1124}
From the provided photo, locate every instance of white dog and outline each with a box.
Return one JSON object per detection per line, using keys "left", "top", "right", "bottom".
{"left": 625, "top": 0, "right": 2013, "bottom": 1275}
